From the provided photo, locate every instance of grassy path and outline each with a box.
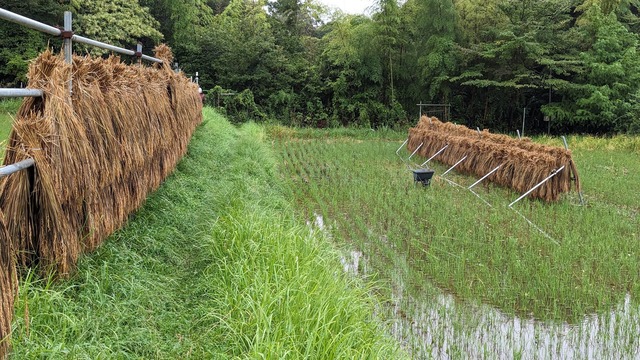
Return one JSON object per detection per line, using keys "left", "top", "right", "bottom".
{"left": 9, "top": 109, "right": 404, "bottom": 358}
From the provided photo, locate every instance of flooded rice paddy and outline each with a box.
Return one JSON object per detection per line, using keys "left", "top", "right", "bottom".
{"left": 284, "top": 135, "right": 640, "bottom": 359}
{"left": 317, "top": 216, "right": 640, "bottom": 359}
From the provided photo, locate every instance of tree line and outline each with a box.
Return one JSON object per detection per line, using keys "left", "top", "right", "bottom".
{"left": 2, "top": 0, "right": 640, "bottom": 134}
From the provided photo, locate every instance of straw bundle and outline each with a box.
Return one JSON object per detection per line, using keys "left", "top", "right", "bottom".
{"left": 0, "top": 45, "right": 202, "bottom": 277}
{"left": 408, "top": 116, "right": 580, "bottom": 202}
{"left": 0, "top": 210, "right": 16, "bottom": 357}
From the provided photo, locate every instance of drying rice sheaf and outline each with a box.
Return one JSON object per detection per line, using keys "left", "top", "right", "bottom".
{"left": 0, "top": 44, "right": 202, "bottom": 278}
{"left": 407, "top": 116, "right": 580, "bottom": 202}
{"left": 0, "top": 210, "right": 16, "bottom": 357}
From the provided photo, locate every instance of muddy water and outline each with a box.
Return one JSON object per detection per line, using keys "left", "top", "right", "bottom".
{"left": 310, "top": 215, "right": 640, "bottom": 359}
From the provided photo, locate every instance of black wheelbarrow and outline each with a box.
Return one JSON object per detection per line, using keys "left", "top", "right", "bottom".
{"left": 412, "top": 168, "right": 435, "bottom": 186}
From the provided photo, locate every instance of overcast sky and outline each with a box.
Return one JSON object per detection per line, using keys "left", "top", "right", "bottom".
{"left": 317, "top": 0, "right": 375, "bottom": 15}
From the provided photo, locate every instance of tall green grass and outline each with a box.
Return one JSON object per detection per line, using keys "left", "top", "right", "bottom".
{"left": 0, "top": 99, "right": 20, "bottom": 157}
{"left": 273, "top": 128, "right": 640, "bottom": 323}
{"left": 9, "top": 108, "right": 405, "bottom": 358}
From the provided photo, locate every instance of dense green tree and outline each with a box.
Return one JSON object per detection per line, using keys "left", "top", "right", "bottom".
{"left": 70, "top": 0, "right": 163, "bottom": 52}
{"left": 0, "top": 0, "right": 66, "bottom": 86}
{"left": 139, "top": 0, "right": 213, "bottom": 57}
{"left": 319, "top": 16, "right": 383, "bottom": 126}
{"left": 3, "top": 0, "right": 640, "bottom": 133}
{"left": 189, "top": 0, "right": 286, "bottom": 121}
{"left": 399, "top": 0, "right": 458, "bottom": 105}
{"left": 449, "top": 0, "right": 576, "bottom": 130}
{"left": 543, "top": 5, "right": 640, "bottom": 132}
{"left": 373, "top": 0, "right": 401, "bottom": 105}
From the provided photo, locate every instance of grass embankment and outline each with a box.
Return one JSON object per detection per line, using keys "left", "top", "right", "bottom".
{"left": 271, "top": 126, "right": 639, "bottom": 322}
{"left": 8, "top": 108, "right": 404, "bottom": 358}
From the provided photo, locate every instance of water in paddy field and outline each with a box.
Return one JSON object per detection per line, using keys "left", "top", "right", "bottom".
{"left": 309, "top": 215, "right": 640, "bottom": 359}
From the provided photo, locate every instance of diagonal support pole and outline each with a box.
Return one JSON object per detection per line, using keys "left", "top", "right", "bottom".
{"left": 420, "top": 144, "right": 448, "bottom": 167}
{"left": 441, "top": 155, "right": 467, "bottom": 177}
{"left": 407, "top": 142, "right": 423, "bottom": 162}
{"left": 467, "top": 164, "right": 503, "bottom": 208}
{"left": 468, "top": 164, "right": 503, "bottom": 190}
{"left": 395, "top": 139, "right": 408, "bottom": 160}
{"left": 508, "top": 166, "right": 565, "bottom": 208}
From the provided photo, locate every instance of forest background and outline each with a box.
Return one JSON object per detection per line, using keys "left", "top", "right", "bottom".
{"left": 2, "top": 0, "right": 640, "bottom": 134}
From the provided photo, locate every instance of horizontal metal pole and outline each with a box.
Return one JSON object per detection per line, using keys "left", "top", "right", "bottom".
{"left": 0, "top": 88, "right": 43, "bottom": 97}
{"left": 73, "top": 35, "right": 134, "bottom": 56}
{"left": 73, "top": 35, "right": 162, "bottom": 63}
{"left": 0, "top": 8, "right": 61, "bottom": 36}
{"left": 141, "top": 54, "right": 163, "bottom": 64}
{"left": 0, "top": 158, "right": 35, "bottom": 178}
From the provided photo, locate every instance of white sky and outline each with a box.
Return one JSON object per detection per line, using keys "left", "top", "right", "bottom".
{"left": 317, "top": 0, "right": 375, "bottom": 15}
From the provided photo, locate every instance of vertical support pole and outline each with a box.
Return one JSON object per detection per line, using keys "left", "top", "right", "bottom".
{"left": 476, "top": 127, "right": 481, "bottom": 135}
{"left": 195, "top": 71, "right": 199, "bottom": 84}
{"left": 517, "top": 130, "right": 521, "bottom": 140}
{"left": 63, "top": 11, "right": 73, "bottom": 95}
{"left": 63, "top": 11, "right": 72, "bottom": 63}
{"left": 562, "top": 136, "right": 585, "bottom": 205}
{"left": 522, "top": 108, "right": 526, "bottom": 137}
{"left": 136, "top": 42, "right": 143, "bottom": 65}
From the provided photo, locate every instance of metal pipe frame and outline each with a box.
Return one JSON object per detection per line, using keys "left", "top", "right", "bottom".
{"left": 0, "top": 8, "right": 61, "bottom": 36}
{"left": 0, "top": 88, "right": 43, "bottom": 97}
{"left": 1, "top": 8, "right": 163, "bottom": 64}
{"left": 0, "top": 158, "right": 35, "bottom": 178}
{"left": 72, "top": 35, "right": 162, "bottom": 63}
{"left": 468, "top": 164, "right": 503, "bottom": 190}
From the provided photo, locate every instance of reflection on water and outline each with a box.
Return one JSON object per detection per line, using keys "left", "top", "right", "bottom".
{"left": 311, "top": 214, "right": 640, "bottom": 359}
{"left": 390, "top": 288, "right": 639, "bottom": 359}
